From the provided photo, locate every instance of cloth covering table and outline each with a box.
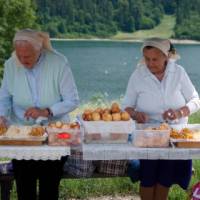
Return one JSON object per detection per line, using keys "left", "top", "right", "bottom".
{"left": 0, "top": 145, "right": 70, "bottom": 160}
{"left": 82, "top": 143, "right": 200, "bottom": 160}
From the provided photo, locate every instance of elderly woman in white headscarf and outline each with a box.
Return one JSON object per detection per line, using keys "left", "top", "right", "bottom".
{"left": 0, "top": 29, "right": 79, "bottom": 200}
{"left": 122, "top": 38, "right": 200, "bottom": 200}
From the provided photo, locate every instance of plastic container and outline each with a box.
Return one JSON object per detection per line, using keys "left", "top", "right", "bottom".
{"left": 47, "top": 127, "right": 81, "bottom": 146}
{"left": 82, "top": 119, "right": 135, "bottom": 144}
{"left": 132, "top": 124, "right": 170, "bottom": 147}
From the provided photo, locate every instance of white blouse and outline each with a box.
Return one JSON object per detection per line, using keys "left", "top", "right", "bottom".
{"left": 122, "top": 60, "right": 200, "bottom": 123}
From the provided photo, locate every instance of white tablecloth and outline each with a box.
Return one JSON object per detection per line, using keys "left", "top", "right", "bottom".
{"left": 82, "top": 143, "right": 200, "bottom": 160}
{"left": 0, "top": 145, "right": 70, "bottom": 160}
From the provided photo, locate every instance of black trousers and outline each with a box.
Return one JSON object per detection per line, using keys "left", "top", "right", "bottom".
{"left": 12, "top": 157, "right": 67, "bottom": 200}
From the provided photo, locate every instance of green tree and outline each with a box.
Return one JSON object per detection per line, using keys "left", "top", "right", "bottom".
{"left": 0, "top": 0, "right": 38, "bottom": 77}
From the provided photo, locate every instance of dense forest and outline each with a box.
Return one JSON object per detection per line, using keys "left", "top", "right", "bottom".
{"left": 0, "top": 0, "right": 200, "bottom": 75}
{"left": 35, "top": 0, "right": 165, "bottom": 37}
{"left": 174, "top": 0, "right": 200, "bottom": 40}
{"left": 34, "top": 0, "right": 200, "bottom": 40}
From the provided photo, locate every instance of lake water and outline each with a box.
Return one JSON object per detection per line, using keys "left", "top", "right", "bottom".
{"left": 52, "top": 40, "right": 200, "bottom": 103}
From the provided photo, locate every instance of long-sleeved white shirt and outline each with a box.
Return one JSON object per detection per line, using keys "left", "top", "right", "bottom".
{"left": 0, "top": 50, "right": 79, "bottom": 125}
{"left": 122, "top": 60, "right": 200, "bottom": 123}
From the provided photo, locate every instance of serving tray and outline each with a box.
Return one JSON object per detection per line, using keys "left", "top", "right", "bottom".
{"left": 0, "top": 136, "right": 47, "bottom": 146}
{"left": 170, "top": 138, "right": 200, "bottom": 148}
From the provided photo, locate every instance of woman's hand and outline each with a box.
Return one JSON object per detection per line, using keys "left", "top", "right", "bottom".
{"left": 0, "top": 116, "right": 8, "bottom": 128}
{"left": 163, "top": 109, "right": 180, "bottom": 121}
{"left": 163, "top": 107, "right": 190, "bottom": 122}
{"left": 125, "top": 107, "right": 149, "bottom": 123}
{"left": 134, "top": 112, "right": 149, "bottom": 123}
{"left": 24, "top": 107, "right": 49, "bottom": 120}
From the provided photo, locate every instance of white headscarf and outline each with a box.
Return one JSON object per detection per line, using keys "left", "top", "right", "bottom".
{"left": 12, "top": 29, "right": 53, "bottom": 67}
{"left": 142, "top": 37, "right": 170, "bottom": 57}
{"left": 141, "top": 37, "right": 180, "bottom": 61}
{"left": 13, "top": 29, "right": 53, "bottom": 51}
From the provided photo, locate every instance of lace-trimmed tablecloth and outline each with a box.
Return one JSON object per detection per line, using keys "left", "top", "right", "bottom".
{"left": 82, "top": 143, "right": 200, "bottom": 160}
{"left": 0, "top": 145, "right": 70, "bottom": 160}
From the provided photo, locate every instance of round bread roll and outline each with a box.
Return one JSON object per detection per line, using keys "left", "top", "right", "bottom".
{"left": 62, "top": 124, "right": 71, "bottom": 129}
{"left": 82, "top": 109, "right": 93, "bottom": 121}
{"left": 159, "top": 123, "right": 169, "bottom": 130}
{"left": 70, "top": 122, "right": 80, "bottom": 129}
{"left": 112, "top": 113, "right": 121, "bottom": 121}
{"left": 56, "top": 121, "right": 63, "bottom": 128}
{"left": 94, "top": 108, "right": 103, "bottom": 115}
{"left": 84, "top": 109, "right": 93, "bottom": 114}
{"left": 48, "top": 122, "right": 56, "bottom": 128}
{"left": 121, "top": 111, "right": 130, "bottom": 121}
{"left": 111, "top": 102, "right": 120, "bottom": 113}
{"left": 102, "top": 113, "right": 112, "bottom": 121}
{"left": 92, "top": 112, "right": 101, "bottom": 121}
{"left": 30, "top": 126, "right": 45, "bottom": 136}
{"left": 103, "top": 108, "right": 111, "bottom": 114}
{"left": 84, "top": 113, "right": 92, "bottom": 121}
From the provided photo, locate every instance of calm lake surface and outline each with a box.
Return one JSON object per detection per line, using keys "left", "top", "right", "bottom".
{"left": 52, "top": 40, "right": 200, "bottom": 103}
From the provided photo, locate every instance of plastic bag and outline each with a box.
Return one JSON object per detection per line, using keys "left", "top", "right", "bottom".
{"left": 191, "top": 182, "right": 200, "bottom": 200}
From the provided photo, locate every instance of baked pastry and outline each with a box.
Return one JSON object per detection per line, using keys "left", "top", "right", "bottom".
{"left": 121, "top": 111, "right": 130, "bottom": 121}
{"left": 102, "top": 113, "right": 112, "bottom": 121}
{"left": 112, "top": 113, "right": 121, "bottom": 121}
{"left": 82, "top": 109, "right": 93, "bottom": 121}
{"left": 70, "top": 122, "right": 80, "bottom": 129}
{"left": 94, "top": 108, "right": 104, "bottom": 115}
{"left": 55, "top": 121, "right": 62, "bottom": 128}
{"left": 111, "top": 102, "right": 120, "bottom": 113}
{"left": 92, "top": 112, "right": 101, "bottom": 121}
{"left": 61, "top": 124, "right": 71, "bottom": 129}
{"left": 30, "top": 126, "right": 45, "bottom": 136}
{"left": 5, "top": 126, "right": 32, "bottom": 138}
{"left": 103, "top": 108, "right": 111, "bottom": 114}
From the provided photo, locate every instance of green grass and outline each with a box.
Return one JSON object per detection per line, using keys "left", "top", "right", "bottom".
{"left": 57, "top": 159, "right": 200, "bottom": 200}
{"left": 112, "top": 15, "right": 176, "bottom": 40}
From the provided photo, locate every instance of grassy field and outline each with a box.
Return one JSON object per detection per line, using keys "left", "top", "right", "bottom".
{"left": 112, "top": 15, "right": 175, "bottom": 40}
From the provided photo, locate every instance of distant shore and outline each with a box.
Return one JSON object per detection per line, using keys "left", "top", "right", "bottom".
{"left": 51, "top": 38, "right": 200, "bottom": 44}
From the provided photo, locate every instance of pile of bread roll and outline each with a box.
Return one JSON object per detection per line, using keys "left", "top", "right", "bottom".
{"left": 82, "top": 102, "right": 130, "bottom": 121}
{"left": 48, "top": 121, "right": 80, "bottom": 130}
{"left": 145, "top": 123, "right": 170, "bottom": 131}
{"left": 1, "top": 125, "right": 45, "bottom": 138}
{"left": 30, "top": 126, "right": 45, "bottom": 136}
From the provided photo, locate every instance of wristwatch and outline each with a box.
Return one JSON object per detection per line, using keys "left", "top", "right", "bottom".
{"left": 46, "top": 108, "right": 53, "bottom": 117}
{"left": 180, "top": 109, "right": 184, "bottom": 118}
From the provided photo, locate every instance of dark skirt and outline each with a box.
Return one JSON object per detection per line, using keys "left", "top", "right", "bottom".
{"left": 140, "top": 159, "right": 192, "bottom": 189}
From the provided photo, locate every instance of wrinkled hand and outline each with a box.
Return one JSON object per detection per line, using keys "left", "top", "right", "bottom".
{"left": 24, "top": 107, "right": 48, "bottom": 120}
{"left": 0, "top": 116, "right": 8, "bottom": 128}
{"left": 134, "top": 112, "right": 149, "bottom": 123}
{"left": 163, "top": 109, "right": 180, "bottom": 121}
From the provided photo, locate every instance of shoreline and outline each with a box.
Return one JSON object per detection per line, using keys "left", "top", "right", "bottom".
{"left": 51, "top": 38, "right": 200, "bottom": 44}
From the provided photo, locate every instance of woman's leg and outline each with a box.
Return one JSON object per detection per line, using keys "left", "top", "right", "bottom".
{"left": 12, "top": 160, "right": 37, "bottom": 200}
{"left": 154, "top": 184, "right": 169, "bottom": 200}
{"left": 139, "top": 160, "right": 158, "bottom": 200}
{"left": 38, "top": 157, "right": 67, "bottom": 200}
{"left": 140, "top": 185, "right": 155, "bottom": 200}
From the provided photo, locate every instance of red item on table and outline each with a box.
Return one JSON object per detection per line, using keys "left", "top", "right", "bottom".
{"left": 57, "top": 133, "right": 71, "bottom": 139}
